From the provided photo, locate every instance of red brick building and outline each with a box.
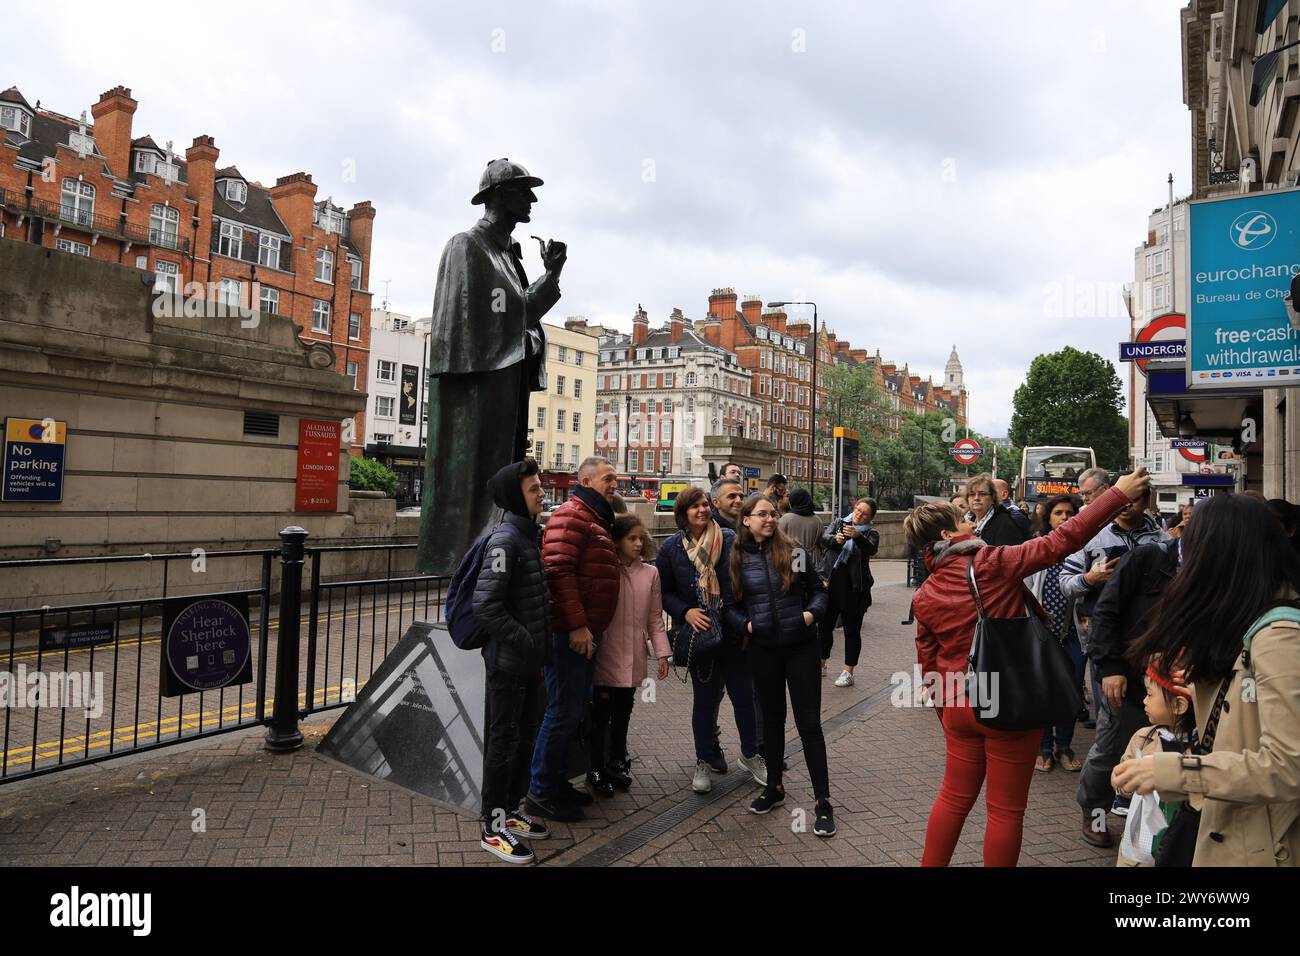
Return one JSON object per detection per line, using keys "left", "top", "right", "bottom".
{"left": 0, "top": 84, "right": 375, "bottom": 447}
{"left": 697, "top": 288, "right": 968, "bottom": 485}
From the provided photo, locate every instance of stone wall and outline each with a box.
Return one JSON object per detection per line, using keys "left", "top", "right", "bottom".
{"left": 0, "top": 240, "right": 370, "bottom": 609}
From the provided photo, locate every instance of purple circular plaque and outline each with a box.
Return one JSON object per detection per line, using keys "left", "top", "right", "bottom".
{"left": 166, "top": 598, "right": 251, "bottom": 691}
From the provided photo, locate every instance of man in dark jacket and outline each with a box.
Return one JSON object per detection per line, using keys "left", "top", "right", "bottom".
{"left": 994, "top": 479, "right": 1031, "bottom": 538}
{"left": 1075, "top": 536, "right": 1180, "bottom": 847}
{"left": 710, "top": 477, "right": 744, "bottom": 529}
{"left": 475, "top": 458, "right": 550, "bottom": 863}
{"left": 818, "top": 497, "right": 880, "bottom": 685}
{"left": 527, "top": 456, "right": 620, "bottom": 821}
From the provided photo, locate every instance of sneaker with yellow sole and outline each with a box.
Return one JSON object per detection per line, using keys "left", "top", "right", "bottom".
{"left": 481, "top": 827, "right": 535, "bottom": 864}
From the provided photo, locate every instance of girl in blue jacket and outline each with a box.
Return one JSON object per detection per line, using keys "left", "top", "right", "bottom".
{"left": 725, "top": 494, "right": 834, "bottom": 836}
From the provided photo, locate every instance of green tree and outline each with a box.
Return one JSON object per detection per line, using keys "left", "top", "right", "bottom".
{"left": 348, "top": 455, "right": 398, "bottom": 496}
{"left": 1008, "top": 347, "right": 1129, "bottom": 470}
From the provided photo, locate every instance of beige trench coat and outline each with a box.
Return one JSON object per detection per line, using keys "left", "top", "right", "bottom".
{"left": 1151, "top": 617, "right": 1300, "bottom": 866}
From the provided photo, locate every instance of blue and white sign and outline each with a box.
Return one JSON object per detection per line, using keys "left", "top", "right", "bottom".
{"left": 1120, "top": 340, "right": 1185, "bottom": 362}
{"left": 1170, "top": 439, "right": 1206, "bottom": 449}
{"left": 1187, "top": 188, "right": 1300, "bottom": 388}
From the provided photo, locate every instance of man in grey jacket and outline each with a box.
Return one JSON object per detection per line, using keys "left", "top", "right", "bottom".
{"left": 1059, "top": 470, "right": 1171, "bottom": 846}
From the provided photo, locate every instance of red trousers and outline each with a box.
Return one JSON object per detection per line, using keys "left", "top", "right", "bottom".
{"left": 921, "top": 705, "right": 1040, "bottom": 867}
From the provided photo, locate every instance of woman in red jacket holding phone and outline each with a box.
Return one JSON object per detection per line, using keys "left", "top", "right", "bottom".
{"left": 904, "top": 467, "right": 1151, "bottom": 866}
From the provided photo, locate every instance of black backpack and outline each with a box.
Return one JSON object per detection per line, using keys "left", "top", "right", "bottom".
{"left": 445, "top": 523, "right": 527, "bottom": 650}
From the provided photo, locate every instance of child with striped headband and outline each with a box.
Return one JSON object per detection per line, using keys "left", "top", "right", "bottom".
{"left": 1111, "top": 658, "right": 1197, "bottom": 866}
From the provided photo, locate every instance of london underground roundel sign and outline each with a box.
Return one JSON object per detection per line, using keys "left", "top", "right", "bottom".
{"left": 950, "top": 438, "right": 984, "bottom": 466}
{"left": 1135, "top": 312, "right": 1185, "bottom": 375}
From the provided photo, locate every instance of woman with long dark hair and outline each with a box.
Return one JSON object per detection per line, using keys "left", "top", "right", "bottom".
{"left": 904, "top": 468, "right": 1150, "bottom": 866}
{"left": 1112, "top": 494, "right": 1300, "bottom": 866}
{"left": 725, "top": 494, "right": 833, "bottom": 834}
{"left": 655, "top": 486, "right": 765, "bottom": 794}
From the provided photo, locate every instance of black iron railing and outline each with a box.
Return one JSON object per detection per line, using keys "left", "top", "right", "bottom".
{"left": 0, "top": 546, "right": 274, "bottom": 783}
{"left": 0, "top": 531, "right": 447, "bottom": 785}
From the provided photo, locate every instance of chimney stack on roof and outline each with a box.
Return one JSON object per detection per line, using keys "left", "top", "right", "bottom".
{"left": 90, "top": 85, "right": 137, "bottom": 179}
{"left": 632, "top": 305, "right": 649, "bottom": 345}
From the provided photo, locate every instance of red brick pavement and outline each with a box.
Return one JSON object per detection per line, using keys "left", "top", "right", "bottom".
{"left": 0, "top": 561, "right": 1126, "bottom": 867}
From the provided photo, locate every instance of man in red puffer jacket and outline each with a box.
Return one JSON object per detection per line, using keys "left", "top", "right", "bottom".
{"left": 526, "top": 456, "right": 620, "bottom": 822}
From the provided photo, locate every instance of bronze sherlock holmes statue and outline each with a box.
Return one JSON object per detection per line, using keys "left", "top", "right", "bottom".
{"left": 416, "top": 159, "right": 566, "bottom": 574}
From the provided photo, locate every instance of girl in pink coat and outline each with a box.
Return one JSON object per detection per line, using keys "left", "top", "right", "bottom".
{"left": 588, "top": 515, "right": 671, "bottom": 796}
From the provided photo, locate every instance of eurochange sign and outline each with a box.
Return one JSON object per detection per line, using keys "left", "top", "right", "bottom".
{"left": 1187, "top": 187, "right": 1300, "bottom": 388}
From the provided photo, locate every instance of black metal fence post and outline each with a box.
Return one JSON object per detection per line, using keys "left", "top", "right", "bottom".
{"left": 265, "top": 526, "right": 307, "bottom": 753}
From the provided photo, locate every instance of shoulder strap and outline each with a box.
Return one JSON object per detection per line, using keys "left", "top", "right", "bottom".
{"left": 1238, "top": 602, "right": 1300, "bottom": 676}
{"left": 965, "top": 554, "right": 986, "bottom": 619}
{"left": 1243, "top": 604, "right": 1300, "bottom": 650}
{"left": 1198, "top": 674, "right": 1234, "bottom": 755}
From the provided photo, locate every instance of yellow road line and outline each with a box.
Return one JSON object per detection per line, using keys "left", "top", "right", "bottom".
{"left": 1, "top": 680, "right": 367, "bottom": 765}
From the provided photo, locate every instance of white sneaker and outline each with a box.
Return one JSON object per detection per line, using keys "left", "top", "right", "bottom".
{"left": 692, "top": 760, "right": 712, "bottom": 793}
{"left": 834, "top": 670, "right": 854, "bottom": 687}
{"left": 738, "top": 753, "right": 768, "bottom": 787}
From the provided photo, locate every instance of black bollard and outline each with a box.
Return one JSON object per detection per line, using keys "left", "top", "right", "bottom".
{"left": 265, "top": 526, "right": 308, "bottom": 752}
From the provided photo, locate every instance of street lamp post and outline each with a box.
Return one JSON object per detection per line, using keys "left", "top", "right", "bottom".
{"left": 767, "top": 300, "right": 817, "bottom": 497}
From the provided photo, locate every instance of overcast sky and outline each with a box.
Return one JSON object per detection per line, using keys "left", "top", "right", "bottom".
{"left": 10, "top": 0, "right": 1191, "bottom": 436}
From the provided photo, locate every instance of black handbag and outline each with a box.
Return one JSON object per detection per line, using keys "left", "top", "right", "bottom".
{"left": 964, "top": 555, "right": 1082, "bottom": 731}
{"left": 1154, "top": 672, "right": 1233, "bottom": 867}
{"left": 670, "top": 584, "right": 724, "bottom": 680}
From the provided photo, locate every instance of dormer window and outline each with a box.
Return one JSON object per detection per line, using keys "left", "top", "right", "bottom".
{"left": 69, "top": 130, "right": 95, "bottom": 155}
{"left": 224, "top": 180, "right": 247, "bottom": 204}
{"left": 315, "top": 203, "right": 344, "bottom": 234}
{"left": 0, "top": 105, "right": 31, "bottom": 138}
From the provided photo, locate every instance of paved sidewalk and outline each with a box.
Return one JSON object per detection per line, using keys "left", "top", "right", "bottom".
{"left": 0, "top": 561, "right": 1124, "bottom": 867}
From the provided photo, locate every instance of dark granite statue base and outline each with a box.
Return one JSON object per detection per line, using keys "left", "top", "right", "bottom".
{"left": 318, "top": 621, "right": 589, "bottom": 816}
{"left": 318, "top": 621, "right": 486, "bottom": 814}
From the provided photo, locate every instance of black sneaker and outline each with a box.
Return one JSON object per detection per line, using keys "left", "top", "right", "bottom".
{"left": 586, "top": 770, "right": 615, "bottom": 797}
{"left": 560, "top": 781, "right": 594, "bottom": 807}
{"left": 813, "top": 800, "right": 836, "bottom": 838}
{"left": 748, "top": 786, "right": 785, "bottom": 815}
{"left": 503, "top": 812, "right": 550, "bottom": 840}
{"left": 706, "top": 748, "right": 728, "bottom": 774}
{"left": 481, "top": 826, "right": 534, "bottom": 863}
{"left": 525, "top": 793, "right": 584, "bottom": 822}
{"left": 606, "top": 758, "right": 633, "bottom": 790}
{"left": 1111, "top": 794, "right": 1132, "bottom": 817}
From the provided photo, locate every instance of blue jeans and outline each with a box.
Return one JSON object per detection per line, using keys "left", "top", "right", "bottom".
{"left": 1040, "top": 630, "right": 1085, "bottom": 755}
{"left": 528, "top": 631, "right": 593, "bottom": 799}
{"left": 691, "top": 643, "right": 759, "bottom": 761}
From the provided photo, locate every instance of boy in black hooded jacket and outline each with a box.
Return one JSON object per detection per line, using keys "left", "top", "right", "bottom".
{"left": 475, "top": 458, "right": 551, "bottom": 863}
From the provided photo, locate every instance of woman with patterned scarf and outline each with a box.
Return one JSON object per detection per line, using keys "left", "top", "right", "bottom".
{"left": 656, "top": 487, "right": 766, "bottom": 795}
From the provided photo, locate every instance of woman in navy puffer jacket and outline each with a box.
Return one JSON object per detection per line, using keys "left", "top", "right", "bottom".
{"left": 724, "top": 494, "right": 834, "bottom": 836}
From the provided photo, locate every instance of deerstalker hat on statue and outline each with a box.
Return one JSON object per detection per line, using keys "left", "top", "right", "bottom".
{"left": 471, "top": 158, "right": 544, "bottom": 205}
